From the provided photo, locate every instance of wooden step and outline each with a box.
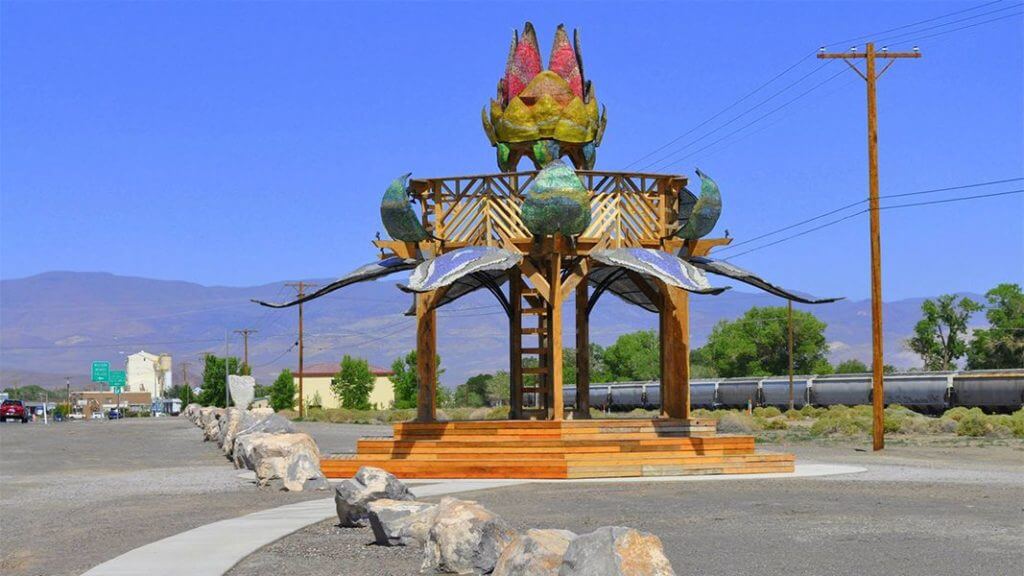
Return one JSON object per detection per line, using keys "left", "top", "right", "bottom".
{"left": 520, "top": 347, "right": 546, "bottom": 354}
{"left": 522, "top": 327, "right": 546, "bottom": 335}
{"left": 522, "top": 307, "right": 547, "bottom": 315}
{"left": 522, "top": 366, "right": 549, "bottom": 375}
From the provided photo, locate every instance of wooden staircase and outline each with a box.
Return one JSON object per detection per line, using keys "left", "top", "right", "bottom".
{"left": 320, "top": 419, "right": 795, "bottom": 480}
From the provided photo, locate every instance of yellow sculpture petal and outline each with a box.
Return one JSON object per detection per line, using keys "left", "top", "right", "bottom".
{"left": 496, "top": 96, "right": 540, "bottom": 141}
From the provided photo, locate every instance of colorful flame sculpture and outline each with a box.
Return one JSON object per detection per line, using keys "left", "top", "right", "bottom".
{"left": 482, "top": 23, "right": 607, "bottom": 171}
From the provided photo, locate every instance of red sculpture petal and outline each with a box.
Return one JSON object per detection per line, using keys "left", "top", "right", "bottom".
{"left": 505, "top": 22, "right": 542, "bottom": 101}
{"left": 549, "top": 24, "right": 583, "bottom": 98}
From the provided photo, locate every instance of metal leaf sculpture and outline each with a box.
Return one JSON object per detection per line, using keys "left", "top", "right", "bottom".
{"left": 380, "top": 173, "right": 430, "bottom": 242}
{"left": 676, "top": 168, "right": 722, "bottom": 240}
{"left": 591, "top": 248, "right": 727, "bottom": 295}
{"left": 521, "top": 159, "right": 590, "bottom": 236}
{"left": 400, "top": 246, "right": 522, "bottom": 293}
{"left": 687, "top": 256, "right": 843, "bottom": 304}
{"left": 252, "top": 256, "right": 420, "bottom": 308}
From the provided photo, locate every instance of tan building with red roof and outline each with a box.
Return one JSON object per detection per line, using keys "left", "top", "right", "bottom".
{"left": 292, "top": 362, "right": 395, "bottom": 410}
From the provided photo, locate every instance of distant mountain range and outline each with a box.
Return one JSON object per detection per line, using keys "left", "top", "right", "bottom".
{"left": 0, "top": 271, "right": 987, "bottom": 391}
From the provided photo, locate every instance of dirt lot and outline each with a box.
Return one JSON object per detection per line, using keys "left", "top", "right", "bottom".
{"left": 0, "top": 417, "right": 386, "bottom": 576}
{"left": 228, "top": 440, "right": 1024, "bottom": 576}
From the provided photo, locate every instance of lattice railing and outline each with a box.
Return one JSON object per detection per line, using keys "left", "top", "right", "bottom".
{"left": 410, "top": 171, "right": 686, "bottom": 248}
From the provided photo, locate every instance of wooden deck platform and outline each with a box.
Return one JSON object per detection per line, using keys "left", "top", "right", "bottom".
{"left": 320, "top": 419, "right": 794, "bottom": 480}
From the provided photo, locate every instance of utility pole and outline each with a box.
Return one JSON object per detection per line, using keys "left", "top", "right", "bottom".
{"left": 181, "top": 361, "right": 192, "bottom": 404}
{"left": 787, "top": 300, "right": 794, "bottom": 412}
{"left": 285, "top": 281, "right": 318, "bottom": 418}
{"left": 233, "top": 328, "right": 258, "bottom": 372}
{"left": 818, "top": 42, "right": 921, "bottom": 451}
{"left": 225, "top": 330, "right": 231, "bottom": 408}
{"left": 66, "top": 376, "right": 71, "bottom": 414}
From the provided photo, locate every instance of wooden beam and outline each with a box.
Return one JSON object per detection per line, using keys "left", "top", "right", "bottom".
{"left": 575, "top": 281, "right": 591, "bottom": 419}
{"left": 549, "top": 250, "right": 564, "bottom": 420}
{"left": 416, "top": 291, "right": 437, "bottom": 422}
{"left": 660, "top": 283, "right": 690, "bottom": 419}
{"left": 518, "top": 256, "right": 553, "bottom": 304}
{"left": 509, "top": 271, "right": 524, "bottom": 419}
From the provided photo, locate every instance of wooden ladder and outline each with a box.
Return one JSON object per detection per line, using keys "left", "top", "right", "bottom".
{"left": 510, "top": 273, "right": 552, "bottom": 419}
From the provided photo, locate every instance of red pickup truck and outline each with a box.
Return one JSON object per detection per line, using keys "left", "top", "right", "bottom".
{"left": 1, "top": 399, "right": 30, "bottom": 423}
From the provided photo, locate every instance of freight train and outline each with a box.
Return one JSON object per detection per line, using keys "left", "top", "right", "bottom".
{"left": 563, "top": 369, "right": 1024, "bottom": 414}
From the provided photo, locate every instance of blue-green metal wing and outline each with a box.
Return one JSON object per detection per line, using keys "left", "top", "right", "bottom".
{"left": 381, "top": 173, "right": 430, "bottom": 242}
{"left": 676, "top": 168, "right": 722, "bottom": 240}
{"left": 251, "top": 256, "right": 419, "bottom": 308}
{"left": 687, "top": 256, "right": 842, "bottom": 304}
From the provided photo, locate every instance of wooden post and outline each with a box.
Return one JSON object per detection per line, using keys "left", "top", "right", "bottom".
{"left": 818, "top": 43, "right": 920, "bottom": 452}
{"left": 575, "top": 282, "right": 591, "bottom": 418}
{"left": 549, "top": 250, "right": 564, "bottom": 420}
{"left": 660, "top": 284, "right": 690, "bottom": 419}
{"left": 788, "top": 300, "right": 795, "bottom": 411}
{"left": 416, "top": 291, "right": 437, "bottom": 422}
{"left": 865, "top": 42, "right": 885, "bottom": 451}
{"left": 509, "top": 271, "right": 523, "bottom": 420}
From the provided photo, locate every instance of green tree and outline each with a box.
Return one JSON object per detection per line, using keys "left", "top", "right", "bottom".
{"left": 563, "top": 343, "right": 613, "bottom": 384}
{"left": 177, "top": 382, "right": 195, "bottom": 405}
{"left": 331, "top": 356, "right": 375, "bottom": 410}
{"left": 697, "top": 306, "right": 829, "bottom": 377}
{"left": 834, "top": 359, "right": 869, "bottom": 373}
{"left": 603, "top": 330, "right": 660, "bottom": 381}
{"left": 967, "top": 283, "right": 1024, "bottom": 369}
{"left": 197, "top": 354, "right": 240, "bottom": 407}
{"left": 454, "top": 374, "right": 491, "bottom": 407}
{"left": 486, "top": 371, "right": 510, "bottom": 406}
{"left": 390, "top": 350, "right": 445, "bottom": 409}
{"left": 907, "top": 294, "right": 982, "bottom": 370}
{"left": 269, "top": 369, "right": 296, "bottom": 411}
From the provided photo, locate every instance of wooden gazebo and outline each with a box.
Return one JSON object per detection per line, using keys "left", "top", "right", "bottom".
{"left": 319, "top": 170, "right": 794, "bottom": 479}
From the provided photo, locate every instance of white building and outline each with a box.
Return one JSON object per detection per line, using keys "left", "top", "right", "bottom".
{"left": 125, "top": 351, "right": 172, "bottom": 398}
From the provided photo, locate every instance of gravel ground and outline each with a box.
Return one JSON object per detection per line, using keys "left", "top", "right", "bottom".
{"left": 229, "top": 439, "right": 1024, "bottom": 576}
{"left": 0, "top": 417, "right": 374, "bottom": 576}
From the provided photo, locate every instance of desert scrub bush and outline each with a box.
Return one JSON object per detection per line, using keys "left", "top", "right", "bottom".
{"left": 956, "top": 411, "right": 990, "bottom": 437}
{"left": 799, "top": 405, "right": 823, "bottom": 418}
{"left": 753, "top": 406, "right": 782, "bottom": 418}
{"left": 756, "top": 417, "right": 788, "bottom": 430}
{"left": 784, "top": 408, "right": 804, "bottom": 420}
{"left": 1010, "top": 409, "right": 1024, "bottom": 438}
{"left": 717, "top": 412, "right": 755, "bottom": 434}
{"left": 942, "top": 407, "right": 972, "bottom": 421}
{"left": 809, "top": 406, "right": 871, "bottom": 436}
{"left": 385, "top": 409, "right": 416, "bottom": 423}
{"left": 931, "top": 417, "right": 959, "bottom": 434}
{"left": 691, "top": 408, "right": 717, "bottom": 419}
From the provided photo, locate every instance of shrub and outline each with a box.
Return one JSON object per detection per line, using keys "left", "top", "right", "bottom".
{"left": 718, "top": 412, "right": 755, "bottom": 434}
{"left": 758, "top": 417, "right": 788, "bottom": 430}
{"left": 956, "top": 412, "right": 989, "bottom": 437}
{"left": 784, "top": 408, "right": 803, "bottom": 420}
{"left": 1010, "top": 409, "right": 1024, "bottom": 438}
{"left": 799, "top": 405, "right": 823, "bottom": 418}
{"left": 691, "top": 408, "right": 716, "bottom": 419}
{"left": 932, "top": 417, "right": 959, "bottom": 433}
{"left": 942, "top": 407, "right": 972, "bottom": 422}
{"left": 753, "top": 406, "right": 782, "bottom": 418}
{"left": 809, "top": 406, "right": 871, "bottom": 436}
{"left": 485, "top": 406, "right": 509, "bottom": 420}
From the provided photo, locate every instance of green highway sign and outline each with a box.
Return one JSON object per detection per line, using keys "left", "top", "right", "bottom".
{"left": 91, "top": 361, "right": 110, "bottom": 382}
{"left": 109, "top": 370, "right": 126, "bottom": 391}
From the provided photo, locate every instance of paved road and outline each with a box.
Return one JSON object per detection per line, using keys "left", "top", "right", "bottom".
{"left": 229, "top": 441, "right": 1024, "bottom": 576}
{"left": 0, "top": 417, "right": 383, "bottom": 576}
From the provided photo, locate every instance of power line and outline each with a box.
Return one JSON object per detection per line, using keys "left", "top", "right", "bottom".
{"left": 649, "top": 66, "right": 848, "bottom": 172}
{"left": 722, "top": 187, "right": 1023, "bottom": 260}
{"left": 889, "top": 9, "right": 1023, "bottom": 45}
{"left": 624, "top": 50, "right": 819, "bottom": 170}
{"left": 715, "top": 177, "right": 1024, "bottom": 254}
{"left": 829, "top": 0, "right": 1007, "bottom": 46}
{"left": 637, "top": 61, "right": 834, "bottom": 171}
{"left": 873, "top": 2, "right": 1023, "bottom": 45}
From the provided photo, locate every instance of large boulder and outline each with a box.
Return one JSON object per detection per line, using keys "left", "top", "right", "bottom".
{"left": 201, "top": 408, "right": 225, "bottom": 441}
{"left": 233, "top": 432, "right": 320, "bottom": 471}
{"left": 367, "top": 499, "right": 437, "bottom": 546}
{"left": 558, "top": 526, "right": 675, "bottom": 576}
{"left": 220, "top": 410, "right": 262, "bottom": 456}
{"left": 421, "top": 497, "right": 516, "bottom": 575}
{"left": 268, "top": 450, "right": 327, "bottom": 491}
{"left": 335, "top": 466, "right": 414, "bottom": 527}
{"left": 235, "top": 413, "right": 296, "bottom": 437}
{"left": 227, "top": 375, "right": 256, "bottom": 410}
{"left": 184, "top": 403, "right": 202, "bottom": 424}
{"left": 493, "top": 529, "right": 577, "bottom": 576}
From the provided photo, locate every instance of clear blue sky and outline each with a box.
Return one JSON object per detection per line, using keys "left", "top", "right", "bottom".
{"left": 2, "top": 1, "right": 1021, "bottom": 300}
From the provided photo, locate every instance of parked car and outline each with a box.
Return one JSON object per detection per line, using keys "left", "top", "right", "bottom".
{"left": 1, "top": 399, "right": 29, "bottom": 423}
{"left": 107, "top": 408, "right": 123, "bottom": 420}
